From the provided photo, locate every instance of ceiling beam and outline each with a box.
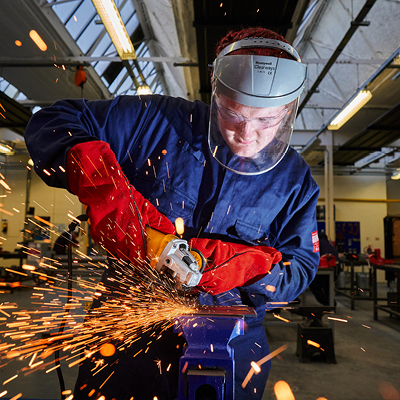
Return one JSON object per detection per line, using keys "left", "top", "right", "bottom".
{"left": 298, "top": 0, "right": 378, "bottom": 115}
{"left": 0, "top": 57, "right": 388, "bottom": 68}
{"left": 0, "top": 56, "right": 190, "bottom": 65}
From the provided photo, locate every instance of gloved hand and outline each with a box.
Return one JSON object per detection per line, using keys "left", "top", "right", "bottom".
{"left": 66, "top": 141, "right": 175, "bottom": 263}
{"left": 189, "top": 238, "right": 282, "bottom": 295}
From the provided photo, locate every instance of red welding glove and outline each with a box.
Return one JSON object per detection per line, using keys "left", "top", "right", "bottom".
{"left": 66, "top": 141, "right": 175, "bottom": 263}
{"left": 189, "top": 238, "right": 282, "bottom": 295}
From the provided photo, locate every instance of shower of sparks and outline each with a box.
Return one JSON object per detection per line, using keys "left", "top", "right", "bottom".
{"left": 273, "top": 313, "right": 290, "bottom": 323}
{"left": 274, "top": 380, "right": 295, "bottom": 400}
{"left": 327, "top": 317, "right": 348, "bottom": 323}
{"left": 0, "top": 246, "right": 197, "bottom": 398}
{"left": 0, "top": 180, "right": 11, "bottom": 191}
{"left": 64, "top": 194, "right": 74, "bottom": 204}
{"left": 242, "top": 344, "right": 288, "bottom": 389}
{"left": 32, "top": 200, "right": 49, "bottom": 213}
{"left": 307, "top": 340, "right": 320, "bottom": 348}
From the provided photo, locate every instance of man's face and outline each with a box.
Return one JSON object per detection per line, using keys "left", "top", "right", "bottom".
{"left": 216, "top": 94, "right": 288, "bottom": 158}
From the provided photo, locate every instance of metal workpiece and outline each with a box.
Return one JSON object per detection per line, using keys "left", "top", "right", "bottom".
{"left": 186, "top": 305, "right": 257, "bottom": 317}
{"left": 175, "top": 305, "right": 256, "bottom": 400}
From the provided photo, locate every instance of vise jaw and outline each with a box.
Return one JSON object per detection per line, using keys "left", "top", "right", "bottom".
{"left": 175, "top": 306, "right": 256, "bottom": 400}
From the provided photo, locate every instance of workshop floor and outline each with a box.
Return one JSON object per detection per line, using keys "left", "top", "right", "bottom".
{"left": 1, "top": 281, "right": 400, "bottom": 400}
{"left": 262, "top": 284, "right": 400, "bottom": 400}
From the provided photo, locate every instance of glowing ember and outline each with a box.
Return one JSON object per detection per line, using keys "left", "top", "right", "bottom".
{"left": 327, "top": 317, "right": 348, "bottom": 323}
{"left": 250, "top": 361, "right": 261, "bottom": 373}
{"left": 175, "top": 217, "right": 185, "bottom": 235}
{"left": 273, "top": 313, "right": 291, "bottom": 323}
{"left": 242, "top": 344, "right": 288, "bottom": 388}
{"left": 307, "top": 340, "right": 320, "bottom": 348}
{"left": 22, "top": 264, "right": 36, "bottom": 271}
{"left": 274, "top": 380, "right": 295, "bottom": 400}
{"left": 99, "top": 343, "right": 116, "bottom": 357}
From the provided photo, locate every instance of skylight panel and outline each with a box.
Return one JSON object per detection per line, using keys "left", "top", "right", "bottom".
{"left": 65, "top": 1, "right": 96, "bottom": 40}
{"left": 49, "top": 0, "right": 83, "bottom": 24}
{"left": 76, "top": 17, "right": 104, "bottom": 54}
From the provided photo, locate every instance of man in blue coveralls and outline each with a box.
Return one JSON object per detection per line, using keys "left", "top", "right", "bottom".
{"left": 25, "top": 27, "right": 320, "bottom": 400}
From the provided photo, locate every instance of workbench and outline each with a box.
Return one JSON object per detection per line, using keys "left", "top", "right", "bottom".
{"left": 335, "top": 255, "right": 372, "bottom": 309}
{"left": 0, "top": 251, "right": 27, "bottom": 268}
{"left": 0, "top": 251, "right": 28, "bottom": 292}
{"left": 372, "top": 263, "right": 400, "bottom": 320}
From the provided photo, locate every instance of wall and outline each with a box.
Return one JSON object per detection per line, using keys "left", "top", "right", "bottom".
{"left": 0, "top": 160, "right": 83, "bottom": 267}
{"left": 314, "top": 174, "right": 388, "bottom": 281}
{"left": 28, "top": 169, "right": 83, "bottom": 235}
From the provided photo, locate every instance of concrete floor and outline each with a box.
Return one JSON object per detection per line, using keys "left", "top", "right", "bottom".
{"left": 262, "top": 286, "right": 400, "bottom": 400}
{"left": 1, "top": 279, "right": 400, "bottom": 400}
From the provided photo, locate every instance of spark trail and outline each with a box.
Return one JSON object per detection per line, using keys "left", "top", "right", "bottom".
{"left": 0, "top": 251, "right": 197, "bottom": 397}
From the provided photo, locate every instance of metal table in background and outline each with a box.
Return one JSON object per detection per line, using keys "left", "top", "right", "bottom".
{"left": 0, "top": 251, "right": 26, "bottom": 268}
{"left": 335, "top": 256, "right": 373, "bottom": 310}
{"left": 0, "top": 252, "right": 27, "bottom": 292}
{"left": 372, "top": 263, "right": 400, "bottom": 320}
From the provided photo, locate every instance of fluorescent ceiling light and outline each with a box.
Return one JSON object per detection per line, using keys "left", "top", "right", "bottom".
{"left": 92, "top": 0, "right": 136, "bottom": 60}
{"left": 328, "top": 90, "right": 372, "bottom": 130}
{"left": 391, "top": 170, "right": 400, "bottom": 180}
{"left": 0, "top": 143, "right": 13, "bottom": 154}
{"left": 137, "top": 85, "right": 152, "bottom": 95}
{"left": 29, "top": 30, "right": 47, "bottom": 52}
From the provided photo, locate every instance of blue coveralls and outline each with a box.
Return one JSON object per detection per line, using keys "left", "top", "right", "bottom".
{"left": 25, "top": 94, "right": 320, "bottom": 400}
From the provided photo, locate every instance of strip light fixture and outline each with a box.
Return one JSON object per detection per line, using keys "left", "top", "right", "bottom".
{"left": 137, "top": 85, "right": 152, "bottom": 95}
{"left": 391, "top": 170, "right": 400, "bottom": 180}
{"left": 328, "top": 90, "right": 372, "bottom": 130}
{"left": 92, "top": 0, "right": 136, "bottom": 60}
{"left": 0, "top": 143, "right": 14, "bottom": 155}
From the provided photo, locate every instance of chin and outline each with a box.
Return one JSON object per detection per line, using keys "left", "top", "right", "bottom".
{"left": 232, "top": 146, "right": 258, "bottom": 158}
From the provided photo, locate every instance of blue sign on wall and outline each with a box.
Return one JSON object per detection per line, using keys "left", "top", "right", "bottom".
{"left": 335, "top": 221, "right": 360, "bottom": 254}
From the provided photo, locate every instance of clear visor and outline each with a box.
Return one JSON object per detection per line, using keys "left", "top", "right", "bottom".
{"left": 208, "top": 87, "right": 299, "bottom": 175}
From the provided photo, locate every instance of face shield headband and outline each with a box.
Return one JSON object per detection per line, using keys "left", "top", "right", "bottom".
{"left": 208, "top": 38, "right": 307, "bottom": 175}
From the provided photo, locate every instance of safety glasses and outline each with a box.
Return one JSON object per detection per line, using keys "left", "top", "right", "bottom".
{"left": 215, "top": 97, "right": 289, "bottom": 130}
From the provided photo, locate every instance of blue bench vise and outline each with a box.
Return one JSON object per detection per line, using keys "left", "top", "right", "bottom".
{"left": 175, "top": 305, "right": 256, "bottom": 400}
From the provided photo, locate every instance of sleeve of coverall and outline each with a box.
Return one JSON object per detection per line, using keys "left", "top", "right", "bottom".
{"left": 238, "top": 173, "right": 321, "bottom": 308}
{"left": 24, "top": 96, "right": 152, "bottom": 191}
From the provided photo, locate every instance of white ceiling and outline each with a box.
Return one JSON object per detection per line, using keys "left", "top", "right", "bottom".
{"left": 1, "top": 0, "right": 400, "bottom": 175}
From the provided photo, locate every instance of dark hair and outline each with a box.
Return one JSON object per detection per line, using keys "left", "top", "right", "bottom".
{"left": 215, "top": 27, "right": 295, "bottom": 60}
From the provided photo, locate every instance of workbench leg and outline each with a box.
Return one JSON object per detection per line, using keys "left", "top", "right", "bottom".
{"left": 350, "top": 262, "right": 355, "bottom": 310}
{"left": 373, "top": 265, "right": 378, "bottom": 320}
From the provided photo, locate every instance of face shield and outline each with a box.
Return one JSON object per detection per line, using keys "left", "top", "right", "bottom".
{"left": 208, "top": 38, "right": 307, "bottom": 175}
